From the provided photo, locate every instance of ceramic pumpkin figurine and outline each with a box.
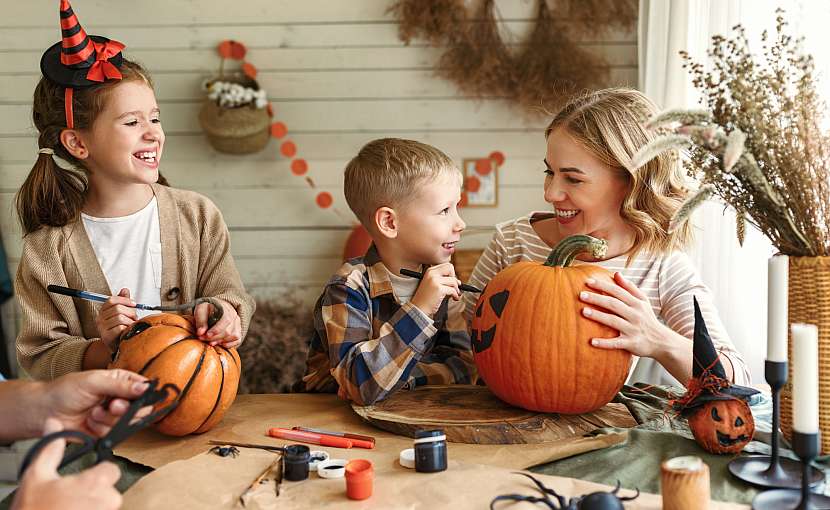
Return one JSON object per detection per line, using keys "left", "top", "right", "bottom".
{"left": 109, "top": 298, "right": 241, "bottom": 436}
{"left": 672, "top": 297, "right": 759, "bottom": 454}
{"left": 471, "top": 234, "right": 632, "bottom": 414}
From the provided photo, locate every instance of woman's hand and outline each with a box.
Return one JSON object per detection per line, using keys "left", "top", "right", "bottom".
{"left": 578, "top": 272, "right": 669, "bottom": 358}
{"left": 193, "top": 299, "right": 242, "bottom": 348}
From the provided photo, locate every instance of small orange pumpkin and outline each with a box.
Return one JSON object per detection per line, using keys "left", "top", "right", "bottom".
{"left": 687, "top": 399, "right": 755, "bottom": 454}
{"left": 110, "top": 312, "right": 241, "bottom": 436}
{"left": 471, "top": 235, "right": 632, "bottom": 414}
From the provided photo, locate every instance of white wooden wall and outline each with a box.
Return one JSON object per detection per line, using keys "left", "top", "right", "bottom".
{"left": 0, "top": 0, "right": 636, "bottom": 371}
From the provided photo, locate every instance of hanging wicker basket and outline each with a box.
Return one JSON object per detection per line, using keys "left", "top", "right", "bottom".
{"left": 780, "top": 256, "right": 830, "bottom": 453}
{"left": 198, "top": 75, "right": 270, "bottom": 155}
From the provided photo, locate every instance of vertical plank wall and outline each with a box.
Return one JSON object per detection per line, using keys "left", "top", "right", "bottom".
{"left": 0, "top": 1, "right": 636, "bottom": 372}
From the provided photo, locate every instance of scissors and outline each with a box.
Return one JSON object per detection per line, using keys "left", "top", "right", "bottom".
{"left": 18, "top": 379, "right": 181, "bottom": 478}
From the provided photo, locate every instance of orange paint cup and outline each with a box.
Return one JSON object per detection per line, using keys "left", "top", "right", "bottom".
{"left": 345, "top": 459, "right": 373, "bottom": 500}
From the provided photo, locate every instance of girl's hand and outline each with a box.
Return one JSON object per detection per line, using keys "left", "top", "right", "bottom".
{"left": 193, "top": 299, "right": 242, "bottom": 348}
{"left": 578, "top": 272, "right": 669, "bottom": 359}
{"left": 95, "top": 288, "right": 136, "bottom": 351}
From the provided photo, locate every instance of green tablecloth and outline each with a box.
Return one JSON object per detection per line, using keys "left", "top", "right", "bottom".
{"left": 530, "top": 383, "right": 826, "bottom": 506}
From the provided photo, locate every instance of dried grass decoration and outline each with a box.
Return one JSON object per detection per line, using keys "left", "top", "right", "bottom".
{"left": 199, "top": 40, "right": 272, "bottom": 154}
{"left": 629, "top": 11, "right": 830, "bottom": 257}
{"left": 388, "top": 0, "right": 637, "bottom": 115}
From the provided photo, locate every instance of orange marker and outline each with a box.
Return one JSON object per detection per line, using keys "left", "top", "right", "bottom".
{"left": 267, "top": 428, "right": 353, "bottom": 448}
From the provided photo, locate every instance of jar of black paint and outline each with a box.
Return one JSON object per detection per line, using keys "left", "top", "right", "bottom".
{"left": 413, "top": 429, "right": 447, "bottom": 473}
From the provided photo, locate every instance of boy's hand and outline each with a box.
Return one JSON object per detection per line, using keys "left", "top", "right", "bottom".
{"left": 95, "top": 288, "right": 136, "bottom": 351}
{"left": 409, "top": 263, "right": 461, "bottom": 318}
{"left": 194, "top": 299, "right": 243, "bottom": 349}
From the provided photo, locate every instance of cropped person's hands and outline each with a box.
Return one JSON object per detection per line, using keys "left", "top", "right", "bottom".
{"left": 410, "top": 263, "right": 461, "bottom": 317}
{"left": 41, "top": 369, "right": 150, "bottom": 438}
{"left": 11, "top": 419, "right": 122, "bottom": 510}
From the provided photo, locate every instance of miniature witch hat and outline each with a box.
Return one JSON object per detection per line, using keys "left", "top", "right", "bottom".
{"left": 40, "top": 0, "right": 125, "bottom": 127}
{"left": 673, "top": 297, "right": 759, "bottom": 415}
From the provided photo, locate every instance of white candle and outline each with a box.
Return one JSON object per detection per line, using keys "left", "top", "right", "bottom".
{"left": 767, "top": 256, "right": 789, "bottom": 362}
{"left": 792, "top": 323, "right": 820, "bottom": 434}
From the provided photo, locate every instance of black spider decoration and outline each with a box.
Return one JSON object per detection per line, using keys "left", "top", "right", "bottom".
{"left": 491, "top": 473, "right": 639, "bottom": 510}
{"left": 209, "top": 445, "right": 240, "bottom": 458}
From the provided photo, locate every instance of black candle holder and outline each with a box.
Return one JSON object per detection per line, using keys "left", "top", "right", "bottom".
{"left": 752, "top": 431, "right": 830, "bottom": 509}
{"left": 730, "top": 361, "right": 824, "bottom": 489}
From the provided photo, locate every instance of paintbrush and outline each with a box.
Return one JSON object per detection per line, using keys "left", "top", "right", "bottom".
{"left": 208, "top": 440, "right": 285, "bottom": 453}
{"left": 399, "top": 268, "right": 483, "bottom": 293}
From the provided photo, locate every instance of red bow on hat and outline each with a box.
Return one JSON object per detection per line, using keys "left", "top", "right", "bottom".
{"left": 85, "top": 39, "right": 126, "bottom": 82}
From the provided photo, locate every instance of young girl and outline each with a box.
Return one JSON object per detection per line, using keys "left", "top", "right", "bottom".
{"left": 15, "top": 0, "right": 255, "bottom": 380}
{"left": 463, "top": 88, "right": 751, "bottom": 387}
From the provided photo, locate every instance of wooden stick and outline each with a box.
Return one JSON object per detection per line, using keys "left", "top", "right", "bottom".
{"left": 209, "top": 440, "right": 285, "bottom": 453}
{"left": 238, "top": 456, "right": 282, "bottom": 508}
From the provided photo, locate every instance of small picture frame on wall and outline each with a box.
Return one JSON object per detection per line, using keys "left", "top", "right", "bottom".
{"left": 462, "top": 158, "right": 499, "bottom": 207}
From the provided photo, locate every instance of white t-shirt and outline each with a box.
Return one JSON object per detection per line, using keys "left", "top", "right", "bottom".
{"left": 82, "top": 197, "right": 162, "bottom": 318}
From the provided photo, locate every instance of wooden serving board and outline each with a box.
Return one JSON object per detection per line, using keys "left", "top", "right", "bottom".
{"left": 352, "top": 385, "right": 637, "bottom": 444}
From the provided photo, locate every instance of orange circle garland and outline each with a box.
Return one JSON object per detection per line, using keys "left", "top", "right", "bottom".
{"left": 316, "top": 192, "right": 333, "bottom": 209}
{"left": 291, "top": 159, "right": 309, "bottom": 176}
{"left": 281, "top": 141, "right": 297, "bottom": 158}
{"left": 270, "top": 122, "right": 287, "bottom": 139}
{"left": 475, "top": 158, "right": 493, "bottom": 176}
{"left": 465, "top": 175, "right": 481, "bottom": 193}
{"left": 489, "top": 151, "right": 505, "bottom": 166}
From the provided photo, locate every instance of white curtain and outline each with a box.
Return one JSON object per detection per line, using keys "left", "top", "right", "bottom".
{"left": 638, "top": 0, "right": 788, "bottom": 383}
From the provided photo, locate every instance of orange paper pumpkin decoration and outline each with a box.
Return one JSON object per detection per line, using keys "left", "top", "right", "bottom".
{"left": 687, "top": 399, "right": 755, "bottom": 454}
{"left": 343, "top": 224, "right": 373, "bottom": 261}
{"left": 110, "top": 311, "right": 241, "bottom": 436}
{"left": 471, "top": 235, "right": 631, "bottom": 414}
{"left": 218, "top": 40, "right": 247, "bottom": 60}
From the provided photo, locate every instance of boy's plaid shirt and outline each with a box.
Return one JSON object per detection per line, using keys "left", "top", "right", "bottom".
{"left": 301, "top": 246, "right": 477, "bottom": 405}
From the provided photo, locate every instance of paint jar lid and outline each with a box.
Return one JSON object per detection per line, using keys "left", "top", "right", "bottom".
{"left": 399, "top": 448, "right": 415, "bottom": 469}
{"left": 308, "top": 450, "right": 330, "bottom": 471}
{"left": 316, "top": 459, "right": 347, "bottom": 479}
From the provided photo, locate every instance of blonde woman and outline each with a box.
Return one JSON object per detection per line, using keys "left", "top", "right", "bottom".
{"left": 463, "top": 88, "right": 750, "bottom": 387}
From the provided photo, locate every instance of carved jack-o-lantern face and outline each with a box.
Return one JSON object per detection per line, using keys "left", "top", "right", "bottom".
{"left": 470, "top": 289, "right": 509, "bottom": 353}
{"left": 687, "top": 399, "right": 755, "bottom": 454}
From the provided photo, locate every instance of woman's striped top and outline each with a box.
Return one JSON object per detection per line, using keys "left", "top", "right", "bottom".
{"left": 461, "top": 212, "right": 751, "bottom": 387}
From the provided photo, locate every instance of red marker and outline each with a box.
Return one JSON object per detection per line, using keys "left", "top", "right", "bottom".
{"left": 267, "top": 428, "right": 353, "bottom": 448}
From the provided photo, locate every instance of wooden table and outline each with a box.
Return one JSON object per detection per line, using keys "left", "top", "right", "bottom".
{"left": 116, "top": 394, "right": 749, "bottom": 509}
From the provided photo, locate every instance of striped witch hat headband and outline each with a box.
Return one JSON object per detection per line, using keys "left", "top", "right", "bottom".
{"left": 40, "top": 0, "right": 126, "bottom": 129}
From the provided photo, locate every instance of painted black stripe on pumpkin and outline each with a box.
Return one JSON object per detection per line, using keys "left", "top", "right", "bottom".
{"left": 60, "top": 6, "right": 74, "bottom": 18}
{"left": 153, "top": 344, "right": 208, "bottom": 430}
{"left": 120, "top": 321, "right": 152, "bottom": 341}
{"left": 220, "top": 345, "right": 240, "bottom": 370}
{"left": 195, "top": 349, "right": 226, "bottom": 432}
{"left": 489, "top": 290, "right": 509, "bottom": 318}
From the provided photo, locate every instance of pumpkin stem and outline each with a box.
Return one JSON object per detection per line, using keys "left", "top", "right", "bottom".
{"left": 544, "top": 235, "right": 608, "bottom": 267}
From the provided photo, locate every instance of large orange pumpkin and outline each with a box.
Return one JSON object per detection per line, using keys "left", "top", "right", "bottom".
{"left": 470, "top": 235, "right": 632, "bottom": 414}
{"left": 110, "top": 311, "right": 241, "bottom": 436}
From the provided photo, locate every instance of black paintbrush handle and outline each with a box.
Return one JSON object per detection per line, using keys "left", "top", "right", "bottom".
{"left": 399, "top": 268, "right": 482, "bottom": 293}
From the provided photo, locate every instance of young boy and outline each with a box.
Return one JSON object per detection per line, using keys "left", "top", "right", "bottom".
{"left": 300, "top": 138, "right": 477, "bottom": 405}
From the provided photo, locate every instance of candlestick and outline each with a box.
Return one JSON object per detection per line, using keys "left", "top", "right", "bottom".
{"left": 767, "top": 256, "right": 788, "bottom": 363}
{"left": 728, "top": 361, "right": 823, "bottom": 489}
{"left": 792, "top": 323, "right": 819, "bottom": 435}
{"left": 752, "top": 432, "right": 830, "bottom": 509}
